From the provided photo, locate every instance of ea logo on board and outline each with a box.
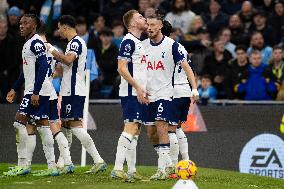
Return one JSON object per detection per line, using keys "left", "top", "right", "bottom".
{"left": 239, "top": 134, "right": 284, "bottom": 179}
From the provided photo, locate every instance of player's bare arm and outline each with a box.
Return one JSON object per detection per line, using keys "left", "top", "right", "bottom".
{"left": 117, "top": 59, "right": 149, "bottom": 104}
{"left": 46, "top": 44, "right": 76, "bottom": 66}
{"left": 181, "top": 61, "right": 199, "bottom": 103}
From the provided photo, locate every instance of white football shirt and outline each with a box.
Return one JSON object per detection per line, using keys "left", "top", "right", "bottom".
{"left": 173, "top": 45, "right": 192, "bottom": 98}
{"left": 22, "top": 34, "right": 52, "bottom": 96}
{"left": 118, "top": 33, "right": 147, "bottom": 97}
{"left": 142, "top": 36, "right": 186, "bottom": 102}
{"left": 60, "top": 35, "right": 87, "bottom": 97}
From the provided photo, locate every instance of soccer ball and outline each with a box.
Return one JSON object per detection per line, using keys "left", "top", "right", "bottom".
{"left": 175, "top": 160, "right": 197, "bottom": 180}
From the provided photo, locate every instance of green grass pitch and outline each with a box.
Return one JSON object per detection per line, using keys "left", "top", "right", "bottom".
{"left": 0, "top": 164, "right": 284, "bottom": 189}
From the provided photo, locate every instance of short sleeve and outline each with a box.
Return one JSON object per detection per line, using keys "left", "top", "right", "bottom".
{"left": 67, "top": 39, "right": 82, "bottom": 57}
{"left": 118, "top": 39, "right": 135, "bottom": 62}
{"left": 30, "top": 39, "right": 46, "bottom": 58}
{"left": 172, "top": 42, "right": 185, "bottom": 65}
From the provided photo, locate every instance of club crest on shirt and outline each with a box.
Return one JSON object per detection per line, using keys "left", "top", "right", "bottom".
{"left": 125, "top": 43, "right": 131, "bottom": 52}
{"left": 34, "top": 42, "right": 45, "bottom": 52}
{"left": 70, "top": 42, "right": 79, "bottom": 51}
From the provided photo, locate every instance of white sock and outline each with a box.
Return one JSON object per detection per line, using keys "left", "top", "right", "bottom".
{"left": 62, "top": 127, "right": 72, "bottom": 148}
{"left": 54, "top": 132, "right": 73, "bottom": 165}
{"left": 13, "top": 121, "right": 28, "bottom": 167}
{"left": 71, "top": 127, "right": 104, "bottom": 164}
{"left": 176, "top": 128, "right": 189, "bottom": 160}
{"left": 37, "top": 126, "right": 56, "bottom": 169}
{"left": 26, "top": 134, "right": 36, "bottom": 167}
{"left": 114, "top": 132, "right": 133, "bottom": 171}
{"left": 169, "top": 132, "right": 179, "bottom": 166}
{"left": 158, "top": 144, "right": 171, "bottom": 172}
{"left": 58, "top": 127, "right": 72, "bottom": 167}
{"left": 126, "top": 135, "right": 138, "bottom": 173}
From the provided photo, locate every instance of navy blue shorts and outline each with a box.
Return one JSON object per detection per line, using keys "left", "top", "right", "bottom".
{"left": 61, "top": 95, "right": 85, "bottom": 121}
{"left": 171, "top": 97, "right": 191, "bottom": 125}
{"left": 18, "top": 94, "right": 50, "bottom": 120}
{"left": 121, "top": 96, "right": 144, "bottom": 123}
{"left": 143, "top": 99, "right": 172, "bottom": 125}
{"left": 49, "top": 99, "right": 59, "bottom": 121}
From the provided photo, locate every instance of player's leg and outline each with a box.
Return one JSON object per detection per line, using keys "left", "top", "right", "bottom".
{"left": 150, "top": 100, "right": 173, "bottom": 180}
{"left": 125, "top": 125, "right": 144, "bottom": 181}
{"left": 63, "top": 95, "right": 106, "bottom": 174}
{"left": 176, "top": 97, "right": 191, "bottom": 160}
{"left": 112, "top": 96, "right": 141, "bottom": 180}
{"left": 26, "top": 122, "right": 37, "bottom": 168}
{"left": 31, "top": 96, "right": 58, "bottom": 176}
{"left": 176, "top": 125, "right": 189, "bottom": 160}
{"left": 49, "top": 99, "right": 73, "bottom": 168}
{"left": 57, "top": 123, "right": 72, "bottom": 168}
{"left": 168, "top": 98, "right": 180, "bottom": 166}
{"left": 33, "top": 118, "right": 59, "bottom": 176}
{"left": 3, "top": 95, "right": 31, "bottom": 176}
{"left": 168, "top": 125, "right": 179, "bottom": 166}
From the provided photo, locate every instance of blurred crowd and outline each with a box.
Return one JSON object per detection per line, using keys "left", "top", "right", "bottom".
{"left": 0, "top": 0, "right": 284, "bottom": 103}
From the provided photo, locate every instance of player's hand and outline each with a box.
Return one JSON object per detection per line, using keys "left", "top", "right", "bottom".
{"left": 6, "top": 89, "right": 16, "bottom": 103}
{"left": 45, "top": 43, "right": 55, "bottom": 54}
{"left": 191, "top": 89, "right": 199, "bottom": 104}
{"left": 31, "top": 94, "right": 39, "bottom": 106}
{"left": 136, "top": 87, "right": 150, "bottom": 105}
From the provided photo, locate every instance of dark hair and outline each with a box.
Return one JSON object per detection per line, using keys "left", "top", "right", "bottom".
{"left": 161, "top": 20, "right": 172, "bottom": 37}
{"left": 99, "top": 27, "right": 113, "bottom": 36}
{"left": 171, "top": 0, "right": 189, "bottom": 14}
{"left": 111, "top": 20, "right": 124, "bottom": 29}
{"left": 23, "top": 14, "right": 41, "bottom": 29}
{"left": 76, "top": 16, "right": 87, "bottom": 25}
{"left": 201, "top": 74, "right": 212, "bottom": 81}
{"left": 273, "top": 45, "right": 283, "bottom": 51}
{"left": 92, "top": 13, "right": 105, "bottom": 23}
{"left": 58, "top": 15, "right": 76, "bottom": 28}
{"left": 235, "top": 45, "right": 247, "bottom": 52}
{"left": 37, "top": 21, "right": 46, "bottom": 35}
{"left": 251, "top": 31, "right": 263, "bottom": 39}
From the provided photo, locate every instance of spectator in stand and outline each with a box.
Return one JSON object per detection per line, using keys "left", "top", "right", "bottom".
{"left": 0, "top": 0, "right": 8, "bottom": 15}
{"left": 190, "top": 27, "right": 212, "bottom": 75}
{"left": 0, "top": 16, "right": 20, "bottom": 103}
{"left": 251, "top": 0, "right": 274, "bottom": 13}
{"left": 144, "top": 7, "right": 156, "bottom": 18}
{"left": 265, "top": 46, "right": 284, "bottom": 86}
{"left": 138, "top": 0, "right": 151, "bottom": 16}
{"left": 111, "top": 20, "right": 125, "bottom": 48}
{"left": 189, "top": 0, "right": 207, "bottom": 15}
{"left": 102, "top": 0, "right": 133, "bottom": 26}
{"left": 95, "top": 27, "right": 119, "bottom": 98}
{"left": 269, "top": 0, "right": 284, "bottom": 44}
{"left": 88, "top": 14, "right": 105, "bottom": 50}
{"left": 249, "top": 10, "right": 276, "bottom": 46}
{"left": 75, "top": 16, "right": 91, "bottom": 44}
{"left": 198, "top": 74, "right": 217, "bottom": 105}
{"left": 202, "top": 37, "right": 233, "bottom": 98}
{"left": 228, "top": 14, "right": 250, "bottom": 46}
{"left": 236, "top": 50, "right": 277, "bottom": 100}
{"left": 202, "top": 0, "right": 228, "bottom": 39}
{"left": 7, "top": 6, "right": 21, "bottom": 36}
{"left": 150, "top": 0, "right": 171, "bottom": 14}
{"left": 247, "top": 31, "right": 272, "bottom": 65}
{"left": 221, "top": 0, "right": 243, "bottom": 15}
{"left": 184, "top": 15, "right": 205, "bottom": 41}
{"left": 226, "top": 45, "right": 249, "bottom": 99}
{"left": 238, "top": 1, "right": 256, "bottom": 34}
{"left": 219, "top": 27, "right": 236, "bottom": 57}
{"left": 165, "top": 0, "right": 196, "bottom": 34}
